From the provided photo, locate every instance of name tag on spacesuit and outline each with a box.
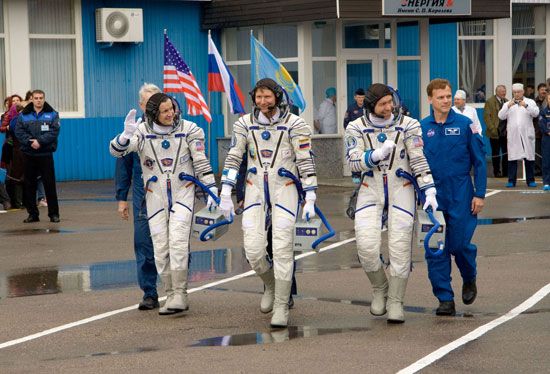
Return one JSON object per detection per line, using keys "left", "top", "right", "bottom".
{"left": 41, "top": 124, "right": 50, "bottom": 131}
{"left": 445, "top": 128, "right": 460, "bottom": 136}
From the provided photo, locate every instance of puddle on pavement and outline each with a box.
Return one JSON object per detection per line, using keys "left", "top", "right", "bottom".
{"left": 190, "top": 325, "right": 370, "bottom": 347}
{"left": 0, "top": 248, "right": 247, "bottom": 298}
{"left": 0, "top": 227, "right": 115, "bottom": 236}
{"left": 42, "top": 347, "right": 159, "bottom": 362}
{"left": 0, "top": 245, "right": 365, "bottom": 299}
{"left": 477, "top": 216, "right": 550, "bottom": 225}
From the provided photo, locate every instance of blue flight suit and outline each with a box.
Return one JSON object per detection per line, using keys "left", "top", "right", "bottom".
{"left": 115, "top": 152, "right": 158, "bottom": 301}
{"left": 420, "top": 109, "right": 487, "bottom": 302}
{"left": 538, "top": 106, "right": 550, "bottom": 186}
{"left": 343, "top": 102, "right": 365, "bottom": 129}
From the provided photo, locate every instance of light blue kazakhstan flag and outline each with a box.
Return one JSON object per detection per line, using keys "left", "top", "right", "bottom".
{"left": 250, "top": 35, "right": 306, "bottom": 112}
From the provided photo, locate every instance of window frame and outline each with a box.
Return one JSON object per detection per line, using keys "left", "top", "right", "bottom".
{"left": 457, "top": 20, "right": 496, "bottom": 108}
{"left": 2, "top": 0, "right": 84, "bottom": 118}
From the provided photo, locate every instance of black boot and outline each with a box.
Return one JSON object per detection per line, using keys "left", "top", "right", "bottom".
{"left": 436, "top": 301, "right": 456, "bottom": 316}
{"left": 23, "top": 215, "right": 39, "bottom": 223}
{"left": 462, "top": 279, "right": 477, "bottom": 305}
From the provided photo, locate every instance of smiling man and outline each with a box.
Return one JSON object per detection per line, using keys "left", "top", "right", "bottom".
{"left": 420, "top": 78, "right": 487, "bottom": 316}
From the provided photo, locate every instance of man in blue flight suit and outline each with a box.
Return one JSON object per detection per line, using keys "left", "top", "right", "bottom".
{"left": 115, "top": 83, "right": 160, "bottom": 310}
{"left": 420, "top": 79, "right": 487, "bottom": 316}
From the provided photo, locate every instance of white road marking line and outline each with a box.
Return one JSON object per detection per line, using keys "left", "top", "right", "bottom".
{"left": 0, "top": 237, "right": 356, "bottom": 350}
{"left": 397, "top": 283, "right": 550, "bottom": 374}
{"left": 484, "top": 190, "right": 501, "bottom": 198}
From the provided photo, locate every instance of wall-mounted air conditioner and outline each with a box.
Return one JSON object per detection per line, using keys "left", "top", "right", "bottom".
{"left": 96, "top": 8, "right": 143, "bottom": 43}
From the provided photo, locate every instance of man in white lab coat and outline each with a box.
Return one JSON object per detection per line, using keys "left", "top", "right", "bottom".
{"left": 498, "top": 83, "right": 539, "bottom": 187}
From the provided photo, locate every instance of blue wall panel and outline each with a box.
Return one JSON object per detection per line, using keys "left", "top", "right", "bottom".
{"left": 429, "top": 22, "right": 458, "bottom": 90}
{"left": 397, "top": 60, "right": 420, "bottom": 120}
{"left": 52, "top": 1, "right": 222, "bottom": 181}
{"left": 397, "top": 22, "right": 419, "bottom": 57}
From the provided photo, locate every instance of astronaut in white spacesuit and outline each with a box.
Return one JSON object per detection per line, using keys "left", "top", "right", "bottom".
{"left": 110, "top": 93, "right": 216, "bottom": 315}
{"left": 345, "top": 83, "right": 437, "bottom": 323}
{"left": 218, "top": 78, "right": 317, "bottom": 328}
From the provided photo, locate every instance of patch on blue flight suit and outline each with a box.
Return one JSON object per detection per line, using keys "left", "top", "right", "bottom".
{"left": 445, "top": 127, "right": 460, "bottom": 136}
{"left": 345, "top": 136, "right": 357, "bottom": 150}
{"left": 427, "top": 129, "right": 435, "bottom": 137}
{"left": 260, "top": 149, "right": 273, "bottom": 158}
{"left": 143, "top": 157, "right": 155, "bottom": 170}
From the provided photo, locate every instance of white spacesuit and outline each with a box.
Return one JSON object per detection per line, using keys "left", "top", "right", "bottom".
{"left": 110, "top": 93, "right": 215, "bottom": 315}
{"left": 219, "top": 78, "right": 317, "bottom": 328}
{"left": 345, "top": 83, "right": 436, "bottom": 323}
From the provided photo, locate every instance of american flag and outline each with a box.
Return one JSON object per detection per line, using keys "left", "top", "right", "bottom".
{"left": 163, "top": 33, "right": 211, "bottom": 123}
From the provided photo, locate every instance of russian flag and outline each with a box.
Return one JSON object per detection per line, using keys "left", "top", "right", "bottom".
{"left": 208, "top": 34, "right": 246, "bottom": 114}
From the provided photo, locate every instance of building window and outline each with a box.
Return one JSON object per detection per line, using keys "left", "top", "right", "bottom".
{"left": 0, "top": 0, "right": 5, "bottom": 101}
{"left": 343, "top": 21, "right": 391, "bottom": 49}
{"left": 223, "top": 25, "right": 298, "bottom": 135}
{"left": 458, "top": 20, "right": 494, "bottom": 103}
{"left": 312, "top": 21, "right": 337, "bottom": 135}
{"left": 28, "top": 0, "right": 78, "bottom": 112}
{"left": 512, "top": 4, "right": 546, "bottom": 92}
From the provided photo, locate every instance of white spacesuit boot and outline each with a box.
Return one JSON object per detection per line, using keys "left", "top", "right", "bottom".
{"left": 159, "top": 273, "right": 176, "bottom": 316}
{"left": 166, "top": 270, "right": 189, "bottom": 312}
{"left": 366, "top": 267, "right": 389, "bottom": 316}
{"left": 270, "top": 280, "right": 292, "bottom": 328}
{"left": 258, "top": 268, "right": 276, "bottom": 313}
{"left": 387, "top": 276, "right": 408, "bottom": 323}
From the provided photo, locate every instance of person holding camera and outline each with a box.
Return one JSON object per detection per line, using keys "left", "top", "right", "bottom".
{"left": 498, "top": 83, "right": 540, "bottom": 187}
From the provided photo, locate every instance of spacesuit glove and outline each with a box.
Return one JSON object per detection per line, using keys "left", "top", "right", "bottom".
{"left": 302, "top": 190, "right": 317, "bottom": 221}
{"left": 219, "top": 184, "right": 234, "bottom": 219}
{"left": 422, "top": 187, "right": 438, "bottom": 212}
{"left": 370, "top": 140, "right": 396, "bottom": 163}
{"left": 206, "top": 186, "right": 218, "bottom": 210}
{"left": 121, "top": 109, "right": 142, "bottom": 141}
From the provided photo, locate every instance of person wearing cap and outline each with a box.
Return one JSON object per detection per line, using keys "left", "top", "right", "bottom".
{"left": 484, "top": 85, "right": 509, "bottom": 178}
{"left": 498, "top": 83, "right": 540, "bottom": 188}
{"left": 314, "top": 87, "right": 337, "bottom": 134}
{"left": 343, "top": 88, "right": 366, "bottom": 130}
{"left": 421, "top": 78, "right": 486, "bottom": 316}
{"left": 110, "top": 93, "right": 217, "bottom": 315}
{"left": 452, "top": 90, "right": 482, "bottom": 135}
{"left": 345, "top": 83, "right": 437, "bottom": 323}
{"left": 218, "top": 78, "right": 318, "bottom": 328}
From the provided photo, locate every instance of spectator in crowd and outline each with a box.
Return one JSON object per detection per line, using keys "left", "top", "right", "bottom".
{"left": 498, "top": 83, "right": 539, "bottom": 188}
{"left": 452, "top": 90, "right": 481, "bottom": 130}
{"left": 115, "top": 83, "right": 160, "bottom": 310}
{"left": 525, "top": 84, "right": 535, "bottom": 99}
{"left": 484, "top": 85, "right": 508, "bottom": 178}
{"left": 343, "top": 88, "right": 366, "bottom": 130}
{"left": 421, "top": 78, "right": 486, "bottom": 316}
{"left": 538, "top": 94, "right": 550, "bottom": 191}
{"left": 533, "top": 83, "right": 547, "bottom": 176}
{"left": 1, "top": 95, "right": 24, "bottom": 209}
{"left": 14, "top": 89, "right": 61, "bottom": 222}
{"left": 314, "top": 87, "right": 337, "bottom": 134}
{"left": 344, "top": 88, "right": 366, "bottom": 185}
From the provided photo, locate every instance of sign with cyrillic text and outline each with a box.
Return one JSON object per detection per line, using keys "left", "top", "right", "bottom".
{"left": 383, "top": 0, "right": 472, "bottom": 16}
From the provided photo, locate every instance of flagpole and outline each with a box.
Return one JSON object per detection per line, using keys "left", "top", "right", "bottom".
{"left": 207, "top": 29, "right": 212, "bottom": 158}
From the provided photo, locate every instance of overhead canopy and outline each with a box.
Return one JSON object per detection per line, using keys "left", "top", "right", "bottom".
{"left": 202, "top": 0, "right": 511, "bottom": 29}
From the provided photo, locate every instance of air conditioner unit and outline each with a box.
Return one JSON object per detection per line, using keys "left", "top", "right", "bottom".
{"left": 96, "top": 8, "right": 143, "bottom": 43}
